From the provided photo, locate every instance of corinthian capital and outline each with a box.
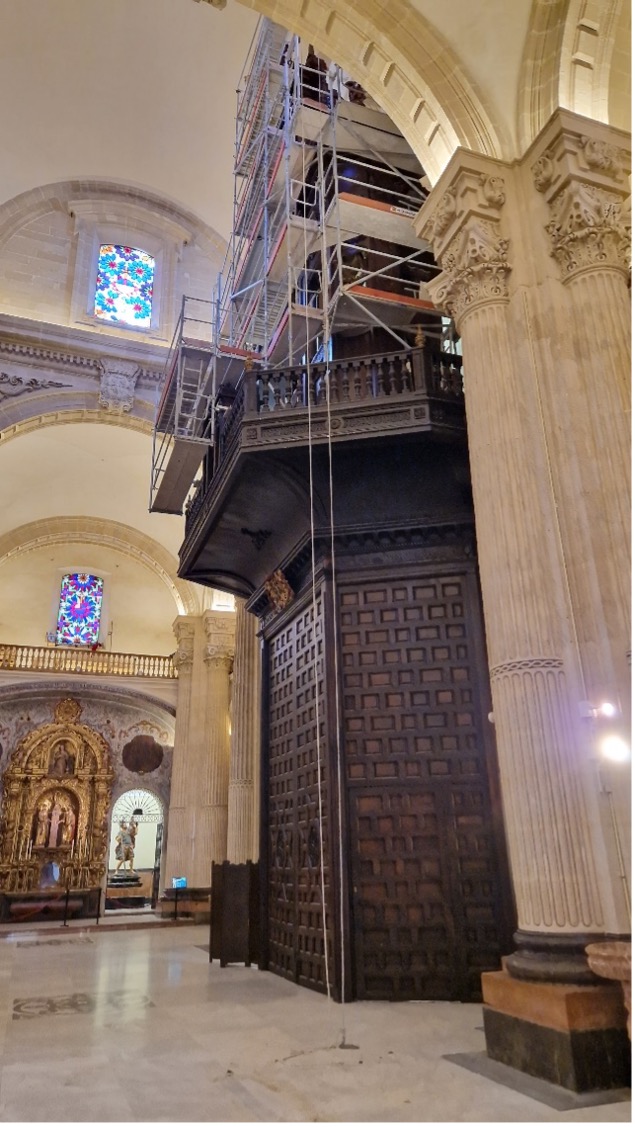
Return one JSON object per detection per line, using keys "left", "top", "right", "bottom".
{"left": 544, "top": 182, "right": 630, "bottom": 280}
{"left": 529, "top": 110, "right": 630, "bottom": 283}
{"left": 416, "top": 158, "right": 511, "bottom": 329}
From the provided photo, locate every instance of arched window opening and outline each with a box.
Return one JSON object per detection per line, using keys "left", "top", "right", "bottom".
{"left": 94, "top": 244, "right": 155, "bottom": 328}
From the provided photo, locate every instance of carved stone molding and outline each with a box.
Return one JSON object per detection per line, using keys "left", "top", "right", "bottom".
{"left": 490, "top": 656, "right": 564, "bottom": 681}
{"left": 98, "top": 359, "right": 140, "bottom": 415}
{"left": 0, "top": 373, "right": 71, "bottom": 400}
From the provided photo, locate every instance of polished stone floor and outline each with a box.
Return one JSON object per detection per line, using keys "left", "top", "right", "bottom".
{"left": 0, "top": 923, "right": 630, "bottom": 1123}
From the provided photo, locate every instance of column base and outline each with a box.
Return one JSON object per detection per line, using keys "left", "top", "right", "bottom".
{"left": 482, "top": 970, "right": 630, "bottom": 1092}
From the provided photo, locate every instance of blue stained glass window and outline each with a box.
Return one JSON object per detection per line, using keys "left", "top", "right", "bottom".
{"left": 55, "top": 574, "right": 104, "bottom": 647}
{"left": 94, "top": 244, "right": 155, "bottom": 328}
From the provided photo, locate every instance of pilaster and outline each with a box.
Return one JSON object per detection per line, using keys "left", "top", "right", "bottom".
{"left": 226, "top": 600, "right": 261, "bottom": 864}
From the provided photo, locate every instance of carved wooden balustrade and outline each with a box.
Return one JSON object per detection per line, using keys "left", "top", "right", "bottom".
{"left": 185, "top": 345, "right": 464, "bottom": 533}
{"left": 0, "top": 645, "right": 177, "bottom": 679}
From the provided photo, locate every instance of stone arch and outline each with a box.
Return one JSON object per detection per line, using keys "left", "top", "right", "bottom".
{"left": 233, "top": 0, "right": 507, "bottom": 180}
{"left": 518, "top": 0, "right": 630, "bottom": 152}
{"left": 0, "top": 408, "right": 154, "bottom": 444}
{"left": 0, "top": 517, "right": 202, "bottom": 617}
{"left": 0, "top": 178, "right": 226, "bottom": 258}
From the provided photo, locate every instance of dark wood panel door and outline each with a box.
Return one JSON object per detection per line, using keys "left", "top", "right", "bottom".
{"left": 265, "top": 593, "right": 334, "bottom": 994}
{"left": 339, "top": 569, "right": 505, "bottom": 1001}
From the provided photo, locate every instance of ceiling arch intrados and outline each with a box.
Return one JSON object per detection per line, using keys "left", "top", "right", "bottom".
{"left": 0, "top": 517, "right": 199, "bottom": 617}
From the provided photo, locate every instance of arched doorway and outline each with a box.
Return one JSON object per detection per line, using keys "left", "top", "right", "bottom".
{"left": 106, "top": 788, "right": 164, "bottom": 912}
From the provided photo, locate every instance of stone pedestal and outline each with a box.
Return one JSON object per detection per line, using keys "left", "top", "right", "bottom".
{"left": 482, "top": 970, "right": 630, "bottom": 1092}
{"left": 586, "top": 941, "right": 632, "bottom": 1039}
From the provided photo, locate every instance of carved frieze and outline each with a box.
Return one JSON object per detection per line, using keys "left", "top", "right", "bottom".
{"left": 0, "top": 372, "right": 71, "bottom": 400}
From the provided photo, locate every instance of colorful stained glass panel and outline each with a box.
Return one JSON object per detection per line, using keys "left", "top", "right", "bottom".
{"left": 94, "top": 244, "right": 155, "bottom": 328}
{"left": 55, "top": 574, "right": 104, "bottom": 647}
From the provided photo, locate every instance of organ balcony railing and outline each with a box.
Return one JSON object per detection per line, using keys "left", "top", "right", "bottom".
{"left": 0, "top": 645, "right": 177, "bottom": 679}
{"left": 184, "top": 342, "right": 464, "bottom": 535}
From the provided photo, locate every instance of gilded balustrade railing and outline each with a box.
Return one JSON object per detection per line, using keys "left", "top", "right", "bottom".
{"left": 0, "top": 645, "right": 177, "bottom": 679}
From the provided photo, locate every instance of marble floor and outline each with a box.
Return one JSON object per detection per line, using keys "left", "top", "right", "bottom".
{"left": 0, "top": 923, "right": 630, "bottom": 1123}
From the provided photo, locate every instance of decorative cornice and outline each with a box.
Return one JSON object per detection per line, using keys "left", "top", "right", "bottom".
{"left": 0, "top": 337, "right": 163, "bottom": 385}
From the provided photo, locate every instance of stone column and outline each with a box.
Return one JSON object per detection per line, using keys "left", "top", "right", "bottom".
{"left": 417, "top": 119, "right": 631, "bottom": 1088}
{"left": 164, "top": 616, "right": 197, "bottom": 885}
{"left": 164, "top": 610, "right": 235, "bottom": 889}
{"left": 226, "top": 599, "right": 262, "bottom": 863}
{"left": 199, "top": 610, "right": 235, "bottom": 884}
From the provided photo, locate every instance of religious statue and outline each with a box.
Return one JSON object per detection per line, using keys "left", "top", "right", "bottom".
{"left": 61, "top": 806, "right": 76, "bottom": 845}
{"left": 49, "top": 741, "right": 73, "bottom": 777}
{"left": 48, "top": 799, "right": 65, "bottom": 848}
{"left": 34, "top": 800, "right": 51, "bottom": 847}
{"left": 114, "top": 819, "right": 137, "bottom": 873}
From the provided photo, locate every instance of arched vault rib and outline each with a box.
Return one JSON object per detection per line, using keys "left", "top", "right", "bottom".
{"left": 234, "top": 0, "right": 507, "bottom": 179}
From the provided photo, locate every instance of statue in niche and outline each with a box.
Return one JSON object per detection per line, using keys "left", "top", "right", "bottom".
{"left": 49, "top": 741, "right": 74, "bottom": 778}
{"left": 34, "top": 800, "right": 52, "bottom": 847}
{"left": 48, "top": 798, "right": 65, "bottom": 849}
{"left": 61, "top": 806, "right": 76, "bottom": 845}
{"left": 114, "top": 820, "right": 137, "bottom": 873}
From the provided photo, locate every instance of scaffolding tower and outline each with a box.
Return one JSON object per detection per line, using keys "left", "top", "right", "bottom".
{"left": 151, "top": 18, "right": 442, "bottom": 515}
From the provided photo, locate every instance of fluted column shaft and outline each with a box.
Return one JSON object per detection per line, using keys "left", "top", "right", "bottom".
{"left": 164, "top": 615, "right": 198, "bottom": 885}
{"left": 227, "top": 599, "right": 262, "bottom": 863}
{"left": 417, "top": 110, "right": 631, "bottom": 970}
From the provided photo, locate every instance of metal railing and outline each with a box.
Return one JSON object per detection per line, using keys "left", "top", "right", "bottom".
{"left": 0, "top": 645, "right": 177, "bottom": 679}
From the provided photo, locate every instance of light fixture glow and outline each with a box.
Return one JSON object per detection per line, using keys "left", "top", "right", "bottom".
{"left": 600, "top": 735, "right": 630, "bottom": 763}
{"left": 597, "top": 702, "right": 618, "bottom": 718}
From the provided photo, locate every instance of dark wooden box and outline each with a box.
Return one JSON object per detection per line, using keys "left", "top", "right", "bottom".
{"left": 210, "top": 861, "right": 260, "bottom": 967}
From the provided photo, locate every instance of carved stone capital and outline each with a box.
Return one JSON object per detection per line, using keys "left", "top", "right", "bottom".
{"left": 172, "top": 619, "right": 196, "bottom": 670}
{"left": 529, "top": 113, "right": 630, "bottom": 282}
{"left": 98, "top": 359, "right": 140, "bottom": 414}
{"left": 202, "top": 610, "right": 235, "bottom": 667}
{"left": 203, "top": 647, "right": 233, "bottom": 671}
{"left": 544, "top": 182, "right": 630, "bottom": 280}
{"left": 417, "top": 160, "right": 511, "bottom": 327}
{"left": 427, "top": 217, "right": 511, "bottom": 325}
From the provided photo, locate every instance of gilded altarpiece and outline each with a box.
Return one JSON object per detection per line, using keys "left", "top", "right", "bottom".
{"left": 0, "top": 698, "right": 114, "bottom": 891}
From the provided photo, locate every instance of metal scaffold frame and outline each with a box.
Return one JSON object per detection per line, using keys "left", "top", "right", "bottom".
{"left": 151, "top": 17, "right": 444, "bottom": 514}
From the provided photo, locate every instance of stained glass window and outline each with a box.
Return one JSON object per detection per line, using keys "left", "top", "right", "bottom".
{"left": 55, "top": 574, "right": 104, "bottom": 647}
{"left": 94, "top": 244, "right": 155, "bottom": 328}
